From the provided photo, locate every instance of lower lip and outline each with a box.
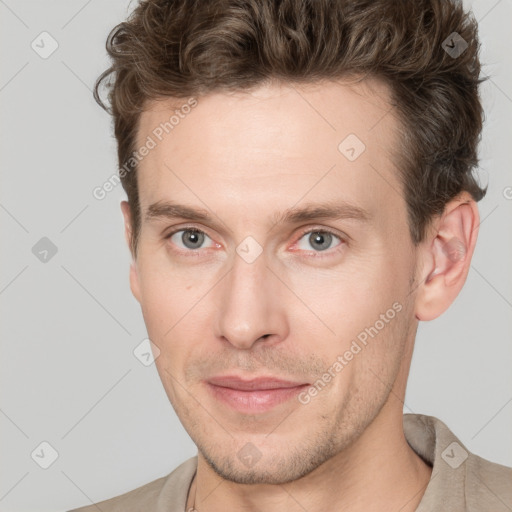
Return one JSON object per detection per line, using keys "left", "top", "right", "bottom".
{"left": 206, "top": 383, "right": 309, "bottom": 413}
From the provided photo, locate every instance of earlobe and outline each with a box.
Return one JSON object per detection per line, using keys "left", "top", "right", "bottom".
{"left": 415, "top": 195, "right": 479, "bottom": 321}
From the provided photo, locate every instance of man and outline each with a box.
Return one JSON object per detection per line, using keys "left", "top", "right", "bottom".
{"left": 69, "top": 0, "right": 511, "bottom": 510}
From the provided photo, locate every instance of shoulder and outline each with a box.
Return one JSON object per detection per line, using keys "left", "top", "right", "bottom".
{"left": 67, "top": 456, "right": 197, "bottom": 512}
{"left": 67, "top": 475, "right": 168, "bottom": 512}
{"left": 465, "top": 452, "right": 512, "bottom": 508}
{"left": 404, "top": 413, "right": 512, "bottom": 511}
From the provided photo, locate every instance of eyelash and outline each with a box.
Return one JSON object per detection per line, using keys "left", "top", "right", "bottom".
{"left": 164, "top": 225, "right": 346, "bottom": 259}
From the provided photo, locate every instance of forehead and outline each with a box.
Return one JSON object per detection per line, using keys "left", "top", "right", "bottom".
{"left": 134, "top": 79, "right": 405, "bottom": 229}
{"left": 137, "top": 78, "right": 397, "bottom": 154}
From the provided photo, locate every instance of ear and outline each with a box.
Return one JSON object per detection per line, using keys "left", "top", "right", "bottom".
{"left": 414, "top": 192, "right": 479, "bottom": 321}
{"left": 121, "top": 201, "right": 141, "bottom": 304}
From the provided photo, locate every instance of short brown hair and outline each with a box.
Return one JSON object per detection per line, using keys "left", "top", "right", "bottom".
{"left": 94, "top": 0, "right": 487, "bottom": 257}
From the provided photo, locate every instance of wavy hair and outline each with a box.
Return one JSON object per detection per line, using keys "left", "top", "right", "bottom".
{"left": 94, "top": 0, "right": 487, "bottom": 256}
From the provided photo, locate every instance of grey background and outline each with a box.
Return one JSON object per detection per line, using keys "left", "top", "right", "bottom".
{"left": 0, "top": 0, "right": 511, "bottom": 511}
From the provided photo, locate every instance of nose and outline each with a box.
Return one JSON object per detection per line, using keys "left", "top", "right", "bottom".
{"left": 214, "top": 248, "right": 288, "bottom": 350}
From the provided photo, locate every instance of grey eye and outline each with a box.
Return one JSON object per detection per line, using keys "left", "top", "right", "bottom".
{"left": 181, "top": 230, "right": 204, "bottom": 249}
{"left": 169, "top": 229, "right": 212, "bottom": 250}
{"left": 296, "top": 231, "right": 342, "bottom": 252}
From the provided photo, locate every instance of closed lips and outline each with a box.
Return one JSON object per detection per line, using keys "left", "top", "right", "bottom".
{"left": 206, "top": 376, "right": 309, "bottom": 391}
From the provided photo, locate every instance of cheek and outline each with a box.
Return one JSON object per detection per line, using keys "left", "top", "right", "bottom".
{"left": 285, "top": 259, "right": 400, "bottom": 331}
{"left": 281, "top": 254, "right": 412, "bottom": 388}
{"left": 324, "top": 301, "right": 411, "bottom": 418}
{"left": 136, "top": 256, "right": 198, "bottom": 328}
{"left": 136, "top": 260, "right": 215, "bottom": 366}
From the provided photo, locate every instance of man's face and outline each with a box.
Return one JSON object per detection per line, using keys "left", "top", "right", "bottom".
{"left": 128, "top": 79, "right": 421, "bottom": 484}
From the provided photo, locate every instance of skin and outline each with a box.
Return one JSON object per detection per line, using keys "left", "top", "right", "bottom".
{"left": 121, "top": 78, "right": 479, "bottom": 512}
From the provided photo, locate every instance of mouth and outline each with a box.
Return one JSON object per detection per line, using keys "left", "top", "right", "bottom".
{"left": 204, "top": 375, "right": 310, "bottom": 413}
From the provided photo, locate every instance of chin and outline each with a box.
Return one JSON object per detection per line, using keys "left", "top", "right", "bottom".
{"left": 198, "top": 435, "right": 338, "bottom": 485}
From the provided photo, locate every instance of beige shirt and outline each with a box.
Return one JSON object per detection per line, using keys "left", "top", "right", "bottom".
{"left": 68, "top": 414, "right": 512, "bottom": 511}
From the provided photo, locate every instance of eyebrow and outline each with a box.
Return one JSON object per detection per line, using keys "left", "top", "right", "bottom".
{"left": 144, "top": 199, "right": 372, "bottom": 228}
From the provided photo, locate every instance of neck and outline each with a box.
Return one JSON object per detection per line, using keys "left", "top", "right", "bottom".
{"left": 187, "top": 406, "right": 432, "bottom": 512}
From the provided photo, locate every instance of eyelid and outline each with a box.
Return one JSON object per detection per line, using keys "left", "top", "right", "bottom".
{"left": 164, "top": 223, "right": 214, "bottom": 240}
{"left": 295, "top": 225, "right": 346, "bottom": 240}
